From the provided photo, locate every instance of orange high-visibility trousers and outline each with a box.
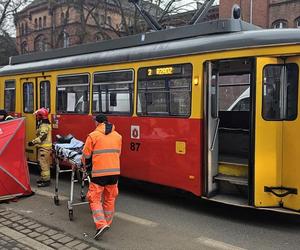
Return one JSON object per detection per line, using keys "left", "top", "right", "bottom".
{"left": 87, "top": 182, "right": 118, "bottom": 229}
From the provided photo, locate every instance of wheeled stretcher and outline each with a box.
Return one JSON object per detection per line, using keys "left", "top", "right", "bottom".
{"left": 52, "top": 135, "right": 90, "bottom": 220}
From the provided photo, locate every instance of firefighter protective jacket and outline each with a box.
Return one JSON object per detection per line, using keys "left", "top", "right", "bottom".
{"left": 31, "top": 122, "right": 52, "bottom": 149}
{"left": 82, "top": 123, "right": 122, "bottom": 178}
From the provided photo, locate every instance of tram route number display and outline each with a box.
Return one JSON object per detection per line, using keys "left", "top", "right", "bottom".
{"left": 130, "top": 142, "right": 141, "bottom": 151}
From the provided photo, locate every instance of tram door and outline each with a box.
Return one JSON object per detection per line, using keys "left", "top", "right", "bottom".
{"left": 255, "top": 57, "right": 300, "bottom": 210}
{"left": 22, "top": 76, "right": 51, "bottom": 162}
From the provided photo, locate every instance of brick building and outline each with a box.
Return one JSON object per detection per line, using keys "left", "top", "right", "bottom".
{"left": 15, "top": 0, "right": 134, "bottom": 54}
{"left": 219, "top": 0, "right": 300, "bottom": 28}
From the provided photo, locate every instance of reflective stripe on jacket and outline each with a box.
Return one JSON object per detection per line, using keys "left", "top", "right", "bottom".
{"left": 82, "top": 123, "right": 122, "bottom": 178}
{"left": 32, "top": 123, "right": 52, "bottom": 149}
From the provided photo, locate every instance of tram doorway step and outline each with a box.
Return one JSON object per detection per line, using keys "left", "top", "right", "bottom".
{"left": 214, "top": 174, "right": 248, "bottom": 186}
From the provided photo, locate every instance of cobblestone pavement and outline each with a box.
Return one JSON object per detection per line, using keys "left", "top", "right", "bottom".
{"left": 0, "top": 208, "right": 101, "bottom": 250}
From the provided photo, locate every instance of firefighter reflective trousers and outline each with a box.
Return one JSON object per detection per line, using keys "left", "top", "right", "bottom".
{"left": 87, "top": 182, "right": 118, "bottom": 229}
{"left": 38, "top": 148, "right": 51, "bottom": 181}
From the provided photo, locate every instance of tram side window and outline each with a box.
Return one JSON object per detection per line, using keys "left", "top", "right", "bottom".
{"left": 23, "top": 82, "right": 34, "bottom": 113}
{"left": 92, "top": 70, "right": 133, "bottom": 114}
{"left": 263, "top": 64, "right": 299, "bottom": 120}
{"left": 57, "top": 74, "right": 89, "bottom": 113}
{"left": 137, "top": 64, "right": 192, "bottom": 116}
{"left": 40, "top": 81, "right": 50, "bottom": 111}
{"left": 4, "top": 80, "right": 16, "bottom": 112}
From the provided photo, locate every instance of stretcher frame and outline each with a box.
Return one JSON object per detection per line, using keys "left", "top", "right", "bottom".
{"left": 53, "top": 148, "right": 90, "bottom": 221}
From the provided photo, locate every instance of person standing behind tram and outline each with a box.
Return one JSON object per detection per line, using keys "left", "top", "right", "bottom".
{"left": 28, "top": 108, "right": 52, "bottom": 187}
{"left": 0, "top": 109, "right": 14, "bottom": 122}
{"left": 81, "top": 114, "right": 122, "bottom": 240}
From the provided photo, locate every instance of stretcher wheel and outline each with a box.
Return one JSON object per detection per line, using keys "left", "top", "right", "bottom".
{"left": 69, "top": 209, "right": 74, "bottom": 221}
{"left": 81, "top": 195, "right": 86, "bottom": 201}
{"left": 54, "top": 196, "right": 59, "bottom": 206}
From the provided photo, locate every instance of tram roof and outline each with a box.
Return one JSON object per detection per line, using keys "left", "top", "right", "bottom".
{"left": 1, "top": 19, "right": 300, "bottom": 76}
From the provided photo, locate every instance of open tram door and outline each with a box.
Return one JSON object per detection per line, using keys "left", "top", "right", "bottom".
{"left": 255, "top": 57, "right": 300, "bottom": 212}
{"left": 22, "top": 76, "right": 51, "bottom": 162}
{"left": 204, "top": 58, "right": 254, "bottom": 204}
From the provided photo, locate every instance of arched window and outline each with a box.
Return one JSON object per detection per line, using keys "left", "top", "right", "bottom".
{"left": 21, "top": 41, "right": 28, "bottom": 54}
{"left": 272, "top": 19, "right": 288, "bottom": 29}
{"left": 295, "top": 17, "right": 300, "bottom": 28}
{"left": 21, "top": 23, "right": 24, "bottom": 35}
{"left": 34, "top": 18, "right": 38, "bottom": 29}
{"left": 34, "top": 35, "right": 48, "bottom": 52}
{"left": 39, "top": 17, "right": 42, "bottom": 29}
{"left": 25, "top": 22, "right": 28, "bottom": 34}
{"left": 63, "top": 32, "right": 69, "bottom": 48}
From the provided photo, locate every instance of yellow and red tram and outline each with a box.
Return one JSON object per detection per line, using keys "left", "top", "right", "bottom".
{"left": 1, "top": 18, "right": 300, "bottom": 213}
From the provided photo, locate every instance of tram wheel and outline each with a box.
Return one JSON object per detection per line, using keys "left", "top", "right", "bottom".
{"left": 54, "top": 196, "right": 59, "bottom": 206}
{"left": 69, "top": 209, "right": 74, "bottom": 221}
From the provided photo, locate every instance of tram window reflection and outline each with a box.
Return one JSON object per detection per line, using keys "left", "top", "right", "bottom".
{"left": 4, "top": 80, "right": 16, "bottom": 112}
{"left": 56, "top": 74, "right": 89, "bottom": 113}
{"left": 92, "top": 69, "right": 133, "bottom": 115}
{"left": 137, "top": 63, "right": 192, "bottom": 117}
{"left": 262, "top": 64, "right": 298, "bottom": 120}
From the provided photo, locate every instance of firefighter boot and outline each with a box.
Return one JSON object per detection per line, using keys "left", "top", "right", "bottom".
{"left": 37, "top": 180, "right": 50, "bottom": 187}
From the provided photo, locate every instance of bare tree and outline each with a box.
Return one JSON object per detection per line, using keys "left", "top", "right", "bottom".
{"left": 0, "top": 0, "right": 32, "bottom": 34}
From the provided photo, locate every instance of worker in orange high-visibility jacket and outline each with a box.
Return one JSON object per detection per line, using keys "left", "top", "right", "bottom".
{"left": 82, "top": 114, "right": 122, "bottom": 240}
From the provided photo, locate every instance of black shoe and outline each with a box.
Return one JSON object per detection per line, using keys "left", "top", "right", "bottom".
{"left": 37, "top": 180, "right": 50, "bottom": 187}
{"left": 94, "top": 225, "right": 110, "bottom": 240}
{"left": 36, "top": 179, "right": 43, "bottom": 184}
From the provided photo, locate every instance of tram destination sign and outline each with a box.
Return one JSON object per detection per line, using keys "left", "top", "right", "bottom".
{"left": 146, "top": 65, "right": 182, "bottom": 76}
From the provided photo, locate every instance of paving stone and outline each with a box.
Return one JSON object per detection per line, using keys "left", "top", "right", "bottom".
{"left": 58, "top": 247, "right": 72, "bottom": 250}
{"left": 10, "top": 216, "right": 22, "bottom": 221}
{"left": 51, "top": 233, "right": 66, "bottom": 240}
{"left": 4, "top": 213, "right": 15, "bottom": 218}
{"left": 58, "top": 236, "right": 74, "bottom": 244}
{"left": 18, "top": 219, "right": 29, "bottom": 224}
{"left": 0, "top": 211, "right": 10, "bottom": 215}
{"left": 1, "top": 221, "right": 12, "bottom": 226}
{"left": 11, "top": 223, "right": 19, "bottom": 228}
{"left": 15, "top": 226, "right": 25, "bottom": 231}
{"left": 74, "top": 242, "right": 89, "bottom": 250}
{"left": 51, "top": 242, "right": 63, "bottom": 249}
{"left": 28, "top": 223, "right": 41, "bottom": 229}
{"left": 44, "top": 229, "right": 58, "bottom": 236}
{"left": 28, "top": 231, "right": 41, "bottom": 238}
{"left": 20, "top": 229, "right": 32, "bottom": 234}
{"left": 43, "top": 238, "right": 55, "bottom": 245}
{"left": 24, "top": 221, "right": 35, "bottom": 226}
{"left": 86, "top": 247, "right": 99, "bottom": 250}
{"left": 0, "top": 218, "right": 6, "bottom": 223}
{"left": 35, "top": 235, "right": 49, "bottom": 241}
{"left": 35, "top": 226, "right": 48, "bottom": 233}
{"left": 66, "top": 240, "right": 82, "bottom": 248}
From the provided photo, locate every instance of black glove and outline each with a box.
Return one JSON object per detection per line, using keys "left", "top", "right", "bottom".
{"left": 28, "top": 141, "right": 34, "bottom": 147}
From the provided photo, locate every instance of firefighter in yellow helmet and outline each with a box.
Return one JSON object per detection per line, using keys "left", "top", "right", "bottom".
{"left": 28, "top": 108, "right": 52, "bottom": 187}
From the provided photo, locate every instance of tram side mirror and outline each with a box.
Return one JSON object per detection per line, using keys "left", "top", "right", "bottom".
{"left": 232, "top": 4, "right": 241, "bottom": 19}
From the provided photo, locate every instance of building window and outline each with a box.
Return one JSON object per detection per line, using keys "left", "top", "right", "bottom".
{"left": 107, "top": 16, "right": 112, "bottom": 26}
{"left": 63, "top": 32, "right": 69, "bottom": 48}
{"left": 92, "top": 70, "right": 134, "bottom": 114}
{"left": 4, "top": 80, "right": 16, "bottom": 112}
{"left": 21, "top": 23, "right": 24, "bottom": 35}
{"left": 34, "top": 35, "right": 47, "bottom": 52}
{"left": 100, "top": 15, "right": 105, "bottom": 24}
{"left": 43, "top": 16, "right": 47, "bottom": 28}
{"left": 262, "top": 64, "right": 299, "bottom": 120}
{"left": 25, "top": 22, "right": 28, "bottom": 34}
{"left": 272, "top": 19, "right": 288, "bottom": 29}
{"left": 34, "top": 18, "right": 38, "bottom": 29}
{"left": 137, "top": 64, "right": 192, "bottom": 117}
{"left": 21, "top": 41, "right": 28, "bottom": 54}
{"left": 39, "top": 17, "right": 42, "bottom": 29}
{"left": 295, "top": 17, "right": 300, "bottom": 28}
{"left": 56, "top": 74, "right": 90, "bottom": 113}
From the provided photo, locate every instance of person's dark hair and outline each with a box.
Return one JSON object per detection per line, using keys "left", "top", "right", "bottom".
{"left": 94, "top": 114, "right": 108, "bottom": 123}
